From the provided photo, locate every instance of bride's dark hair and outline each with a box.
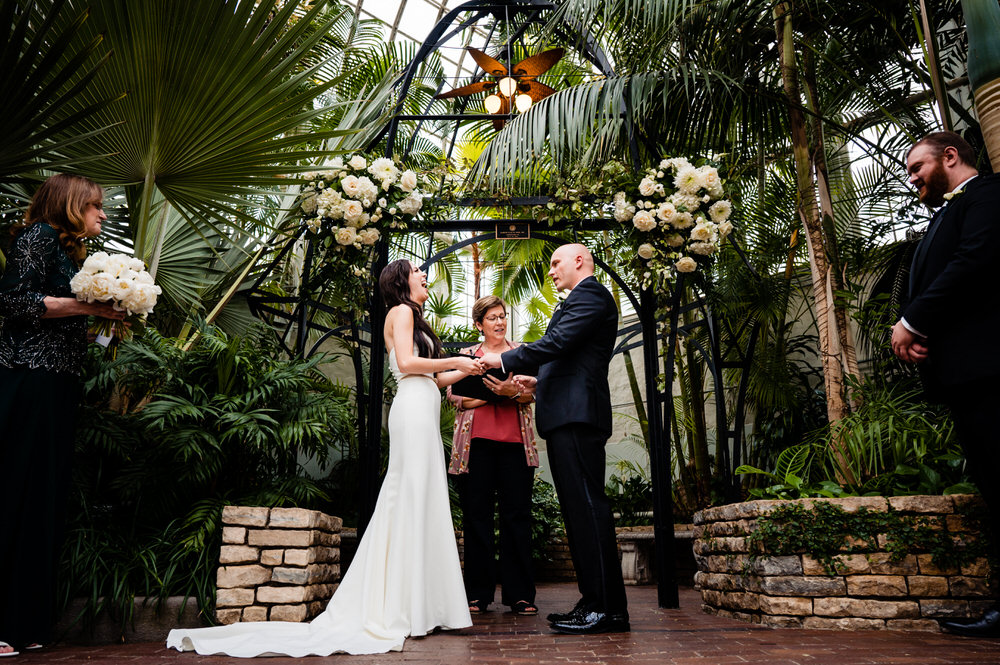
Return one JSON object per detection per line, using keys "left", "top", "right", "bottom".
{"left": 379, "top": 259, "right": 443, "bottom": 359}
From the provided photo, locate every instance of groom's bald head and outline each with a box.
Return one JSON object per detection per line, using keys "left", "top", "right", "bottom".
{"left": 549, "top": 243, "right": 595, "bottom": 291}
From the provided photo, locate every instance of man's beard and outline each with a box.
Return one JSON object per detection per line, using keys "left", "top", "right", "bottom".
{"left": 920, "top": 159, "right": 951, "bottom": 207}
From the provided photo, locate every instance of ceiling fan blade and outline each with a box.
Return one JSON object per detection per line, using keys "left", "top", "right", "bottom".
{"left": 513, "top": 48, "right": 565, "bottom": 77}
{"left": 522, "top": 81, "right": 557, "bottom": 103}
{"left": 467, "top": 47, "right": 508, "bottom": 77}
{"left": 434, "top": 80, "right": 495, "bottom": 99}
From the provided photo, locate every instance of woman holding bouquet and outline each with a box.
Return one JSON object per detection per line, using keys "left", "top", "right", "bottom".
{"left": 0, "top": 174, "right": 123, "bottom": 657}
{"left": 167, "top": 259, "right": 483, "bottom": 656}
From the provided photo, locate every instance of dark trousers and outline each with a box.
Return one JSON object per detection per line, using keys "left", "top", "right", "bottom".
{"left": 545, "top": 423, "right": 627, "bottom": 615}
{"left": 945, "top": 377, "right": 1000, "bottom": 559}
{"left": 0, "top": 367, "right": 81, "bottom": 648}
{"left": 455, "top": 438, "right": 535, "bottom": 607}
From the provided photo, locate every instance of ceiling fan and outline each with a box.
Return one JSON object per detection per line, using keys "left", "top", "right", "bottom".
{"left": 434, "top": 47, "right": 564, "bottom": 130}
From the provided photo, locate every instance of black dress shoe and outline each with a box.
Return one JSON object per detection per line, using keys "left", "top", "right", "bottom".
{"left": 941, "top": 608, "right": 1000, "bottom": 637}
{"left": 550, "top": 611, "right": 630, "bottom": 635}
{"left": 546, "top": 600, "right": 586, "bottom": 623}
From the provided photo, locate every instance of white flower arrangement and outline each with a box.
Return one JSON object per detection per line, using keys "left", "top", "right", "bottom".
{"left": 617, "top": 157, "right": 733, "bottom": 285}
{"left": 298, "top": 154, "right": 425, "bottom": 253}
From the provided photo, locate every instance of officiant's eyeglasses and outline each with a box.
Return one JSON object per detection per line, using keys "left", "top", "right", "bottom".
{"left": 483, "top": 314, "right": 507, "bottom": 322}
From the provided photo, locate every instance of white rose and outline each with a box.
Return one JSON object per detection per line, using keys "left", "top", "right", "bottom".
{"left": 348, "top": 155, "right": 367, "bottom": 170}
{"left": 367, "top": 157, "right": 399, "bottom": 184}
{"left": 675, "top": 256, "right": 698, "bottom": 272}
{"left": 655, "top": 202, "right": 676, "bottom": 223}
{"left": 355, "top": 176, "right": 378, "bottom": 204}
{"left": 689, "top": 242, "right": 717, "bottom": 255}
{"left": 359, "top": 228, "right": 380, "bottom": 245}
{"left": 82, "top": 251, "right": 110, "bottom": 274}
{"left": 637, "top": 243, "right": 655, "bottom": 260}
{"left": 70, "top": 271, "right": 95, "bottom": 301}
{"left": 718, "top": 221, "right": 733, "bottom": 238}
{"left": 300, "top": 192, "right": 317, "bottom": 214}
{"left": 89, "top": 272, "right": 117, "bottom": 302}
{"left": 399, "top": 170, "right": 418, "bottom": 193}
{"left": 334, "top": 226, "right": 357, "bottom": 246}
{"left": 342, "top": 199, "right": 365, "bottom": 224}
{"left": 690, "top": 222, "right": 716, "bottom": 242}
{"left": 709, "top": 200, "right": 732, "bottom": 223}
{"left": 306, "top": 216, "right": 322, "bottom": 233}
{"left": 397, "top": 194, "right": 423, "bottom": 215}
{"left": 632, "top": 210, "right": 657, "bottom": 232}
{"left": 123, "top": 282, "right": 161, "bottom": 315}
{"left": 341, "top": 175, "right": 362, "bottom": 198}
{"left": 665, "top": 234, "right": 685, "bottom": 247}
{"left": 126, "top": 257, "right": 145, "bottom": 272}
{"left": 638, "top": 177, "right": 658, "bottom": 197}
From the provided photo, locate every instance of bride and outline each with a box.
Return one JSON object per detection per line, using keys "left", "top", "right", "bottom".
{"left": 167, "top": 259, "right": 483, "bottom": 656}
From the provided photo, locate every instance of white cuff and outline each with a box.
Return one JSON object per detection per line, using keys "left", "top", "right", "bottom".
{"left": 900, "top": 317, "right": 925, "bottom": 338}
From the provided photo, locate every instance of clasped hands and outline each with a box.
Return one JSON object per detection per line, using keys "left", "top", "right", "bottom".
{"left": 890, "top": 321, "right": 928, "bottom": 364}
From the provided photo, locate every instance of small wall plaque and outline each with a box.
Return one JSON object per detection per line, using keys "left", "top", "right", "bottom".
{"left": 496, "top": 222, "right": 530, "bottom": 239}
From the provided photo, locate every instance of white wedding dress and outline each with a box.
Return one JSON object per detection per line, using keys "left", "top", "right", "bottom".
{"left": 166, "top": 348, "right": 472, "bottom": 656}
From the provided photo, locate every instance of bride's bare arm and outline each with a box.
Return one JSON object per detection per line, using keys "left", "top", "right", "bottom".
{"left": 386, "top": 305, "right": 482, "bottom": 377}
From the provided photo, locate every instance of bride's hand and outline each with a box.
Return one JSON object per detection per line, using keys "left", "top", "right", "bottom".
{"left": 455, "top": 356, "right": 484, "bottom": 375}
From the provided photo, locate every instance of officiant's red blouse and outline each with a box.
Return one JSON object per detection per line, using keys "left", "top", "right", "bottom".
{"left": 446, "top": 340, "right": 539, "bottom": 475}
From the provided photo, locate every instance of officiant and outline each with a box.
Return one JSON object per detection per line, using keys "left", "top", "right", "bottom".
{"left": 446, "top": 295, "right": 539, "bottom": 617}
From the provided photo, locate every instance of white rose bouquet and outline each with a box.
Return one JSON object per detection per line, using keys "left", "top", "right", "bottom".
{"left": 617, "top": 157, "right": 734, "bottom": 286}
{"left": 70, "top": 251, "right": 161, "bottom": 345}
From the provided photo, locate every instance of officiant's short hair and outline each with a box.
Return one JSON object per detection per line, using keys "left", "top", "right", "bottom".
{"left": 472, "top": 295, "right": 507, "bottom": 323}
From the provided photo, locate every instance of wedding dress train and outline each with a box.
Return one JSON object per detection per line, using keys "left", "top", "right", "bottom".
{"left": 166, "top": 349, "right": 471, "bottom": 656}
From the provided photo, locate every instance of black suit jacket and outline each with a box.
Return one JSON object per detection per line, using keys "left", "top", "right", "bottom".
{"left": 501, "top": 276, "right": 617, "bottom": 438}
{"left": 904, "top": 174, "right": 1000, "bottom": 396}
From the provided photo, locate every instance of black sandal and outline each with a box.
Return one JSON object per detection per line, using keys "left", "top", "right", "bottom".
{"left": 511, "top": 600, "right": 538, "bottom": 616}
{"left": 469, "top": 600, "right": 489, "bottom": 614}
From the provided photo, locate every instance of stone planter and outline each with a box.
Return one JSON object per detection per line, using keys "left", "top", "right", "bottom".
{"left": 693, "top": 495, "right": 995, "bottom": 631}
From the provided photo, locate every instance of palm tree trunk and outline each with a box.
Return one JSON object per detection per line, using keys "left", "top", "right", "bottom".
{"left": 802, "top": 50, "right": 861, "bottom": 387}
{"left": 774, "top": 1, "right": 854, "bottom": 481}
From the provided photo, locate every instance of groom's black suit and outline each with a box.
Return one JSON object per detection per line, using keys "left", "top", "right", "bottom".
{"left": 501, "top": 275, "right": 628, "bottom": 616}
{"left": 904, "top": 173, "right": 1000, "bottom": 529}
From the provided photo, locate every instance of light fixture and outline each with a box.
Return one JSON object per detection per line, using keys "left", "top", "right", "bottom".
{"left": 514, "top": 93, "right": 532, "bottom": 112}
{"left": 497, "top": 76, "right": 518, "bottom": 97}
{"left": 484, "top": 94, "right": 503, "bottom": 114}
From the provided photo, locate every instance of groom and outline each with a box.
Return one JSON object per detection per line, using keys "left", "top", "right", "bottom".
{"left": 481, "top": 243, "right": 629, "bottom": 634}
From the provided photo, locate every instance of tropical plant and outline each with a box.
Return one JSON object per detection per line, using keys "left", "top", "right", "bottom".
{"left": 61, "top": 323, "right": 354, "bottom": 632}
{"left": 36, "top": 0, "right": 361, "bottom": 328}
{"left": 737, "top": 377, "right": 973, "bottom": 498}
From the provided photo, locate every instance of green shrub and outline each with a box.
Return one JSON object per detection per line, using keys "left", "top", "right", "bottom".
{"left": 61, "top": 323, "right": 354, "bottom": 635}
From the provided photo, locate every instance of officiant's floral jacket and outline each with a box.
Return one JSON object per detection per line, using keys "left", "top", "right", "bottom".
{"left": 446, "top": 341, "right": 539, "bottom": 475}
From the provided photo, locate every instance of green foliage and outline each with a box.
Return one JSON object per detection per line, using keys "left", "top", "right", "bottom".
{"left": 737, "top": 377, "right": 972, "bottom": 499}
{"left": 607, "top": 460, "right": 653, "bottom": 526}
{"left": 529, "top": 475, "right": 565, "bottom": 561}
{"left": 747, "top": 501, "right": 992, "bottom": 576}
{"left": 61, "top": 323, "right": 354, "bottom": 635}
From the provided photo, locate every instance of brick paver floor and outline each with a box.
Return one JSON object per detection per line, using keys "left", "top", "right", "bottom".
{"left": 18, "top": 584, "right": 1000, "bottom": 664}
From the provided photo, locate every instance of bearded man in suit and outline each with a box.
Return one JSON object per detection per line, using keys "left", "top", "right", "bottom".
{"left": 481, "top": 243, "right": 629, "bottom": 634}
{"left": 892, "top": 131, "right": 1000, "bottom": 637}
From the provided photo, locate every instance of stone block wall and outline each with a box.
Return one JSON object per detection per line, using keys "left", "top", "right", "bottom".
{"left": 216, "top": 506, "right": 342, "bottom": 624}
{"left": 693, "top": 495, "right": 995, "bottom": 631}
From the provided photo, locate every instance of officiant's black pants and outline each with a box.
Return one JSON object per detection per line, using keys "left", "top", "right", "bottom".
{"left": 546, "top": 423, "right": 628, "bottom": 615}
{"left": 455, "top": 438, "right": 535, "bottom": 607}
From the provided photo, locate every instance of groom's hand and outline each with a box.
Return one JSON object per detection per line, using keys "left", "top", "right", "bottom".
{"left": 480, "top": 352, "right": 502, "bottom": 369}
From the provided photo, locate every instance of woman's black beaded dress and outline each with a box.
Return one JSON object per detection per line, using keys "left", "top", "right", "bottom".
{"left": 0, "top": 222, "right": 87, "bottom": 649}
